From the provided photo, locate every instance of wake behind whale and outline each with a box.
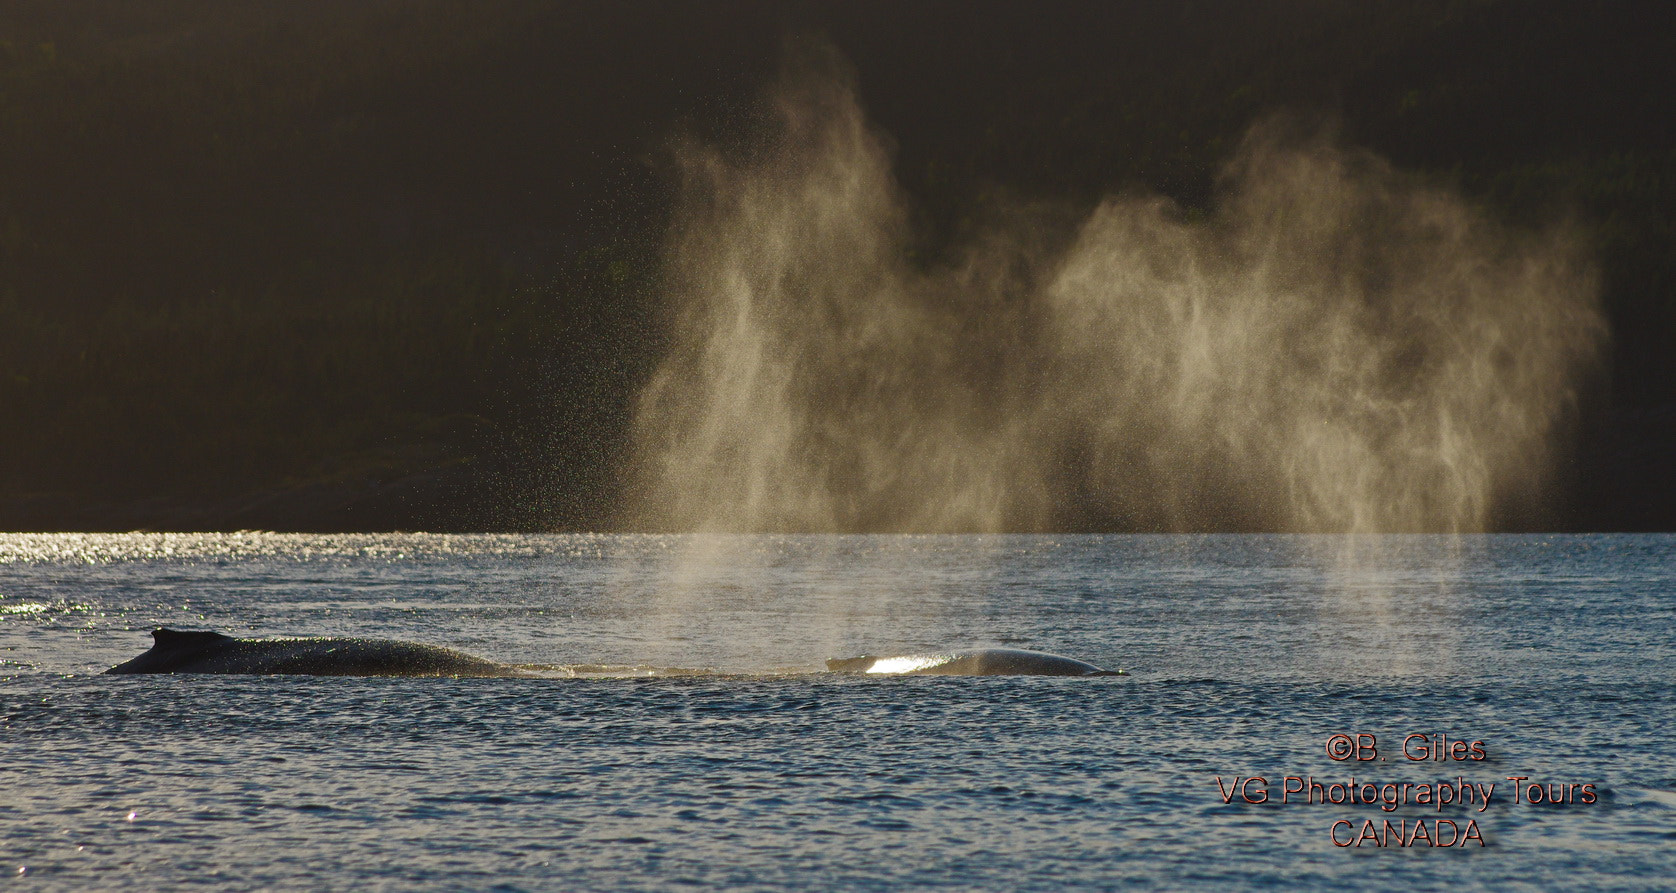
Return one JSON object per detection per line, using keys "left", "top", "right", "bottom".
{"left": 103, "top": 629, "right": 1125, "bottom": 678}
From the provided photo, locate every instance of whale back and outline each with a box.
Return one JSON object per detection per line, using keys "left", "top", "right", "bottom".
{"left": 825, "top": 648, "right": 1123, "bottom": 677}
{"left": 104, "top": 628, "right": 520, "bottom": 677}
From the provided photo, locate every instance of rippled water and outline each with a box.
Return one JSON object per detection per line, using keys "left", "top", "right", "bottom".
{"left": 2, "top": 534, "right": 1672, "bottom": 890}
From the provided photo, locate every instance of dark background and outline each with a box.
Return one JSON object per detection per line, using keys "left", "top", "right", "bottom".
{"left": 1, "top": 0, "right": 1671, "bottom": 531}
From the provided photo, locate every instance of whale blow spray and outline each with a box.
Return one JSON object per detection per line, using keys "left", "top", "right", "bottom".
{"left": 630, "top": 46, "right": 1604, "bottom": 535}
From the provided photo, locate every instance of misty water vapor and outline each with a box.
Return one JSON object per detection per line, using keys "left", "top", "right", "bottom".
{"left": 631, "top": 50, "right": 1604, "bottom": 535}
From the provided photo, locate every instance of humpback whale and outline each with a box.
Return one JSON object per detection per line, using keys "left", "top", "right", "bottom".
{"left": 825, "top": 648, "right": 1125, "bottom": 676}
{"left": 105, "top": 628, "right": 525, "bottom": 677}
{"left": 106, "top": 631, "right": 1122, "bottom": 679}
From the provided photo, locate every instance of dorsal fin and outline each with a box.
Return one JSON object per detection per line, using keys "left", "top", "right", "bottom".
{"left": 151, "top": 628, "right": 234, "bottom": 649}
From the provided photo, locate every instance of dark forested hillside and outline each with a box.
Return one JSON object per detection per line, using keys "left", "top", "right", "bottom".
{"left": 2, "top": 0, "right": 1671, "bottom": 530}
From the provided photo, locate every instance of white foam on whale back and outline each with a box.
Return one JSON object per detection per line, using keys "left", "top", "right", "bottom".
{"left": 864, "top": 654, "right": 954, "bottom": 675}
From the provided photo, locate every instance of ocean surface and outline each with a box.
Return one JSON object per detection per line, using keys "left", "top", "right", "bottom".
{"left": 2, "top": 533, "right": 1672, "bottom": 891}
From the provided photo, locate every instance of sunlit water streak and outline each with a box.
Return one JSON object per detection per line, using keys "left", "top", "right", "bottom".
{"left": 2, "top": 533, "right": 1672, "bottom": 890}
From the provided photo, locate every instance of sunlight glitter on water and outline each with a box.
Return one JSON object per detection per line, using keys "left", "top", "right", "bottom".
{"left": 0, "top": 531, "right": 630, "bottom": 564}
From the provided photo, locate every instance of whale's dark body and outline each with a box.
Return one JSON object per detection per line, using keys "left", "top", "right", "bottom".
{"left": 107, "top": 631, "right": 1120, "bottom": 679}
{"left": 105, "top": 629, "right": 523, "bottom": 677}
{"left": 826, "top": 648, "right": 1125, "bottom": 677}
